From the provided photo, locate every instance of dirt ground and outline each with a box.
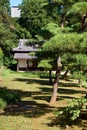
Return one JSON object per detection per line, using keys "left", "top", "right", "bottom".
{"left": 0, "top": 72, "right": 87, "bottom": 130}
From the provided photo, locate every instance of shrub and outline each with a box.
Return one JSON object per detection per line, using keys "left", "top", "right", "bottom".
{"left": 0, "top": 88, "right": 21, "bottom": 105}
{"left": 0, "top": 98, "right": 7, "bottom": 110}
{"left": 56, "top": 97, "right": 87, "bottom": 121}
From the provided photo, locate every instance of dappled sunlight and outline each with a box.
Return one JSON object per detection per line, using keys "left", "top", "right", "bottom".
{"left": 0, "top": 71, "right": 87, "bottom": 130}
{"left": 13, "top": 77, "right": 50, "bottom": 85}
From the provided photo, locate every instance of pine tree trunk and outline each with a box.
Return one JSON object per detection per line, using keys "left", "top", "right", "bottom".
{"left": 61, "top": 14, "right": 65, "bottom": 28}
{"left": 82, "top": 14, "right": 87, "bottom": 31}
{"left": 50, "top": 56, "right": 62, "bottom": 104}
{"left": 50, "top": 69, "right": 60, "bottom": 103}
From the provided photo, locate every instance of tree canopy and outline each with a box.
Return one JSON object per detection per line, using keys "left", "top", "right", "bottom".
{"left": 19, "top": 0, "right": 51, "bottom": 37}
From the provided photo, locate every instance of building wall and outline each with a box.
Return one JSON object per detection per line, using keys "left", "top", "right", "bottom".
{"left": 28, "top": 60, "right": 37, "bottom": 69}
{"left": 18, "top": 59, "right": 27, "bottom": 68}
{"left": 17, "top": 59, "right": 38, "bottom": 71}
{"left": 11, "top": 6, "right": 21, "bottom": 18}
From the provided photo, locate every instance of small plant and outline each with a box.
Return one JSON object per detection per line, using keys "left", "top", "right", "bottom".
{"left": 0, "top": 98, "right": 7, "bottom": 110}
{"left": 56, "top": 97, "right": 87, "bottom": 121}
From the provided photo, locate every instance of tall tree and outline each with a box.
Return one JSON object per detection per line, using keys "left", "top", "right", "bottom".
{"left": 19, "top": 0, "right": 50, "bottom": 37}
{"left": 0, "top": 23, "right": 16, "bottom": 66}
{"left": 42, "top": 32, "right": 87, "bottom": 103}
{"left": 0, "top": 0, "right": 10, "bottom": 24}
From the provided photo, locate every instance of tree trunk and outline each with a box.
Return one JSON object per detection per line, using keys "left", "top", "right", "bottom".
{"left": 50, "top": 56, "right": 62, "bottom": 104}
{"left": 61, "top": 14, "right": 65, "bottom": 28}
{"left": 82, "top": 14, "right": 87, "bottom": 32}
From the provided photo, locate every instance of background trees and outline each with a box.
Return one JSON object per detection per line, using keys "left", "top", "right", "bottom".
{"left": 18, "top": 0, "right": 51, "bottom": 37}
{"left": 0, "top": 0, "right": 17, "bottom": 67}
{"left": 0, "top": 23, "right": 17, "bottom": 67}
{"left": 0, "top": 0, "right": 11, "bottom": 25}
{"left": 68, "top": 1, "right": 87, "bottom": 32}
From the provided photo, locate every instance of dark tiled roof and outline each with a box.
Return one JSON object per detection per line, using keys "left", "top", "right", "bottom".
{"left": 14, "top": 53, "right": 36, "bottom": 59}
{"left": 12, "top": 39, "right": 38, "bottom": 52}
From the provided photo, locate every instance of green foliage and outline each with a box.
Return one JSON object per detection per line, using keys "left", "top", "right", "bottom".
{"left": 29, "top": 52, "right": 36, "bottom": 57}
{"left": 42, "top": 31, "right": 87, "bottom": 88}
{"left": 0, "top": 48, "right": 4, "bottom": 68}
{"left": 19, "top": 0, "right": 50, "bottom": 37}
{"left": 68, "top": 2, "right": 87, "bottom": 16}
{"left": 0, "top": 0, "right": 12, "bottom": 27}
{"left": 70, "top": 53, "right": 87, "bottom": 87}
{"left": 0, "top": 88, "right": 20, "bottom": 104}
{"left": 75, "top": 54, "right": 87, "bottom": 65}
{"left": 15, "top": 24, "right": 31, "bottom": 39}
{"left": 72, "top": 71, "right": 87, "bottom": 87}
{"left": 0, "top": 23, "right": 17, "bottom": 67}
{"left": 41, "top": 23, "right": 72, "bottom": 39}
{"left": 67, "top": 2, "right": 87, "bottom": 32}
{"left": 80, "top": 33, "right": 87, "bottom": 50}
{"left": 56, "top": 97, "right": 87, "bottom": 121}
{"left": 0, "top": 0, "right": 10, "bottom": 13}
{"left": 43, "top": 33, "right": 81, "bottom": 52}
{"left": 0, "top": 0, "right": 19, "bottom": 68}
{"left": 72, "top": 71, "right": 86, "bottom": 81}
{"left": 0, "top": 98, "right": 7, "bottom": 110}
{"left": 38, "top": 59, "right": 52, "bottom": 70}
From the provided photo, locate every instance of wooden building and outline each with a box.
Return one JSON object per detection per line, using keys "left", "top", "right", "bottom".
{"left": 12, "top": 39, "right": 38, "bottom": 71}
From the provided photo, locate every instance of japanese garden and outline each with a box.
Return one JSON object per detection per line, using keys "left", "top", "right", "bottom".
{"left": 0, "top": 0, "right": 87, "bottom": 130}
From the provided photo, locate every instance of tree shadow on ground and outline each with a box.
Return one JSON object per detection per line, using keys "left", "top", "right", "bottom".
{"left": 0, "top": 86, "right": 56, "bottom": 118}
{"left": 2, "top": 101, "right": 55, "bottom": 118}
{"left": 46, "top": 115, "right": 81, "bottom": 129}
{"left": 46, "top": 109, "right": 87, "bottom": 129}
{"left": 58, "top": 88, "right": 85, "bottom": 95}
{"left": 0, "top": 76, "right": 86, "bottom": 124}
{"left": 57, "top": 95, "right": 78, "bottom": 100}
{"left": 0, "top": 85, "right": 85, "bottom": 120}
{"left": 39, "top": 86, "right": 86, "bottom": 97}
{"left": 12, "top": 77, "right": 86, "bottom": 102}
{"left": 13, "top": 78, "right": 50, "bottom": 85}
{"left": 59, "top": 81, "right": 78, "bottom": 88}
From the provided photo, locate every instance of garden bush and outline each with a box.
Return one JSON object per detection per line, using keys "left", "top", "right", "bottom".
{"left": 56, "top": 97, "right": 87, "bottom": 121}
{"left": 0, "top": 88, "right": 21, "bottom": 105}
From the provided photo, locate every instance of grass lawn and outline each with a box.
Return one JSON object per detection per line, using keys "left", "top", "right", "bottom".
{"left": 0, "top": 69, "right": 87, "bottom": 130}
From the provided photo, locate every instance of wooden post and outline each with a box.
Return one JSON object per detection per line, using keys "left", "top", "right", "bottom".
{"left": 17, "top": 60, "right": 19, "bottom": 71}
